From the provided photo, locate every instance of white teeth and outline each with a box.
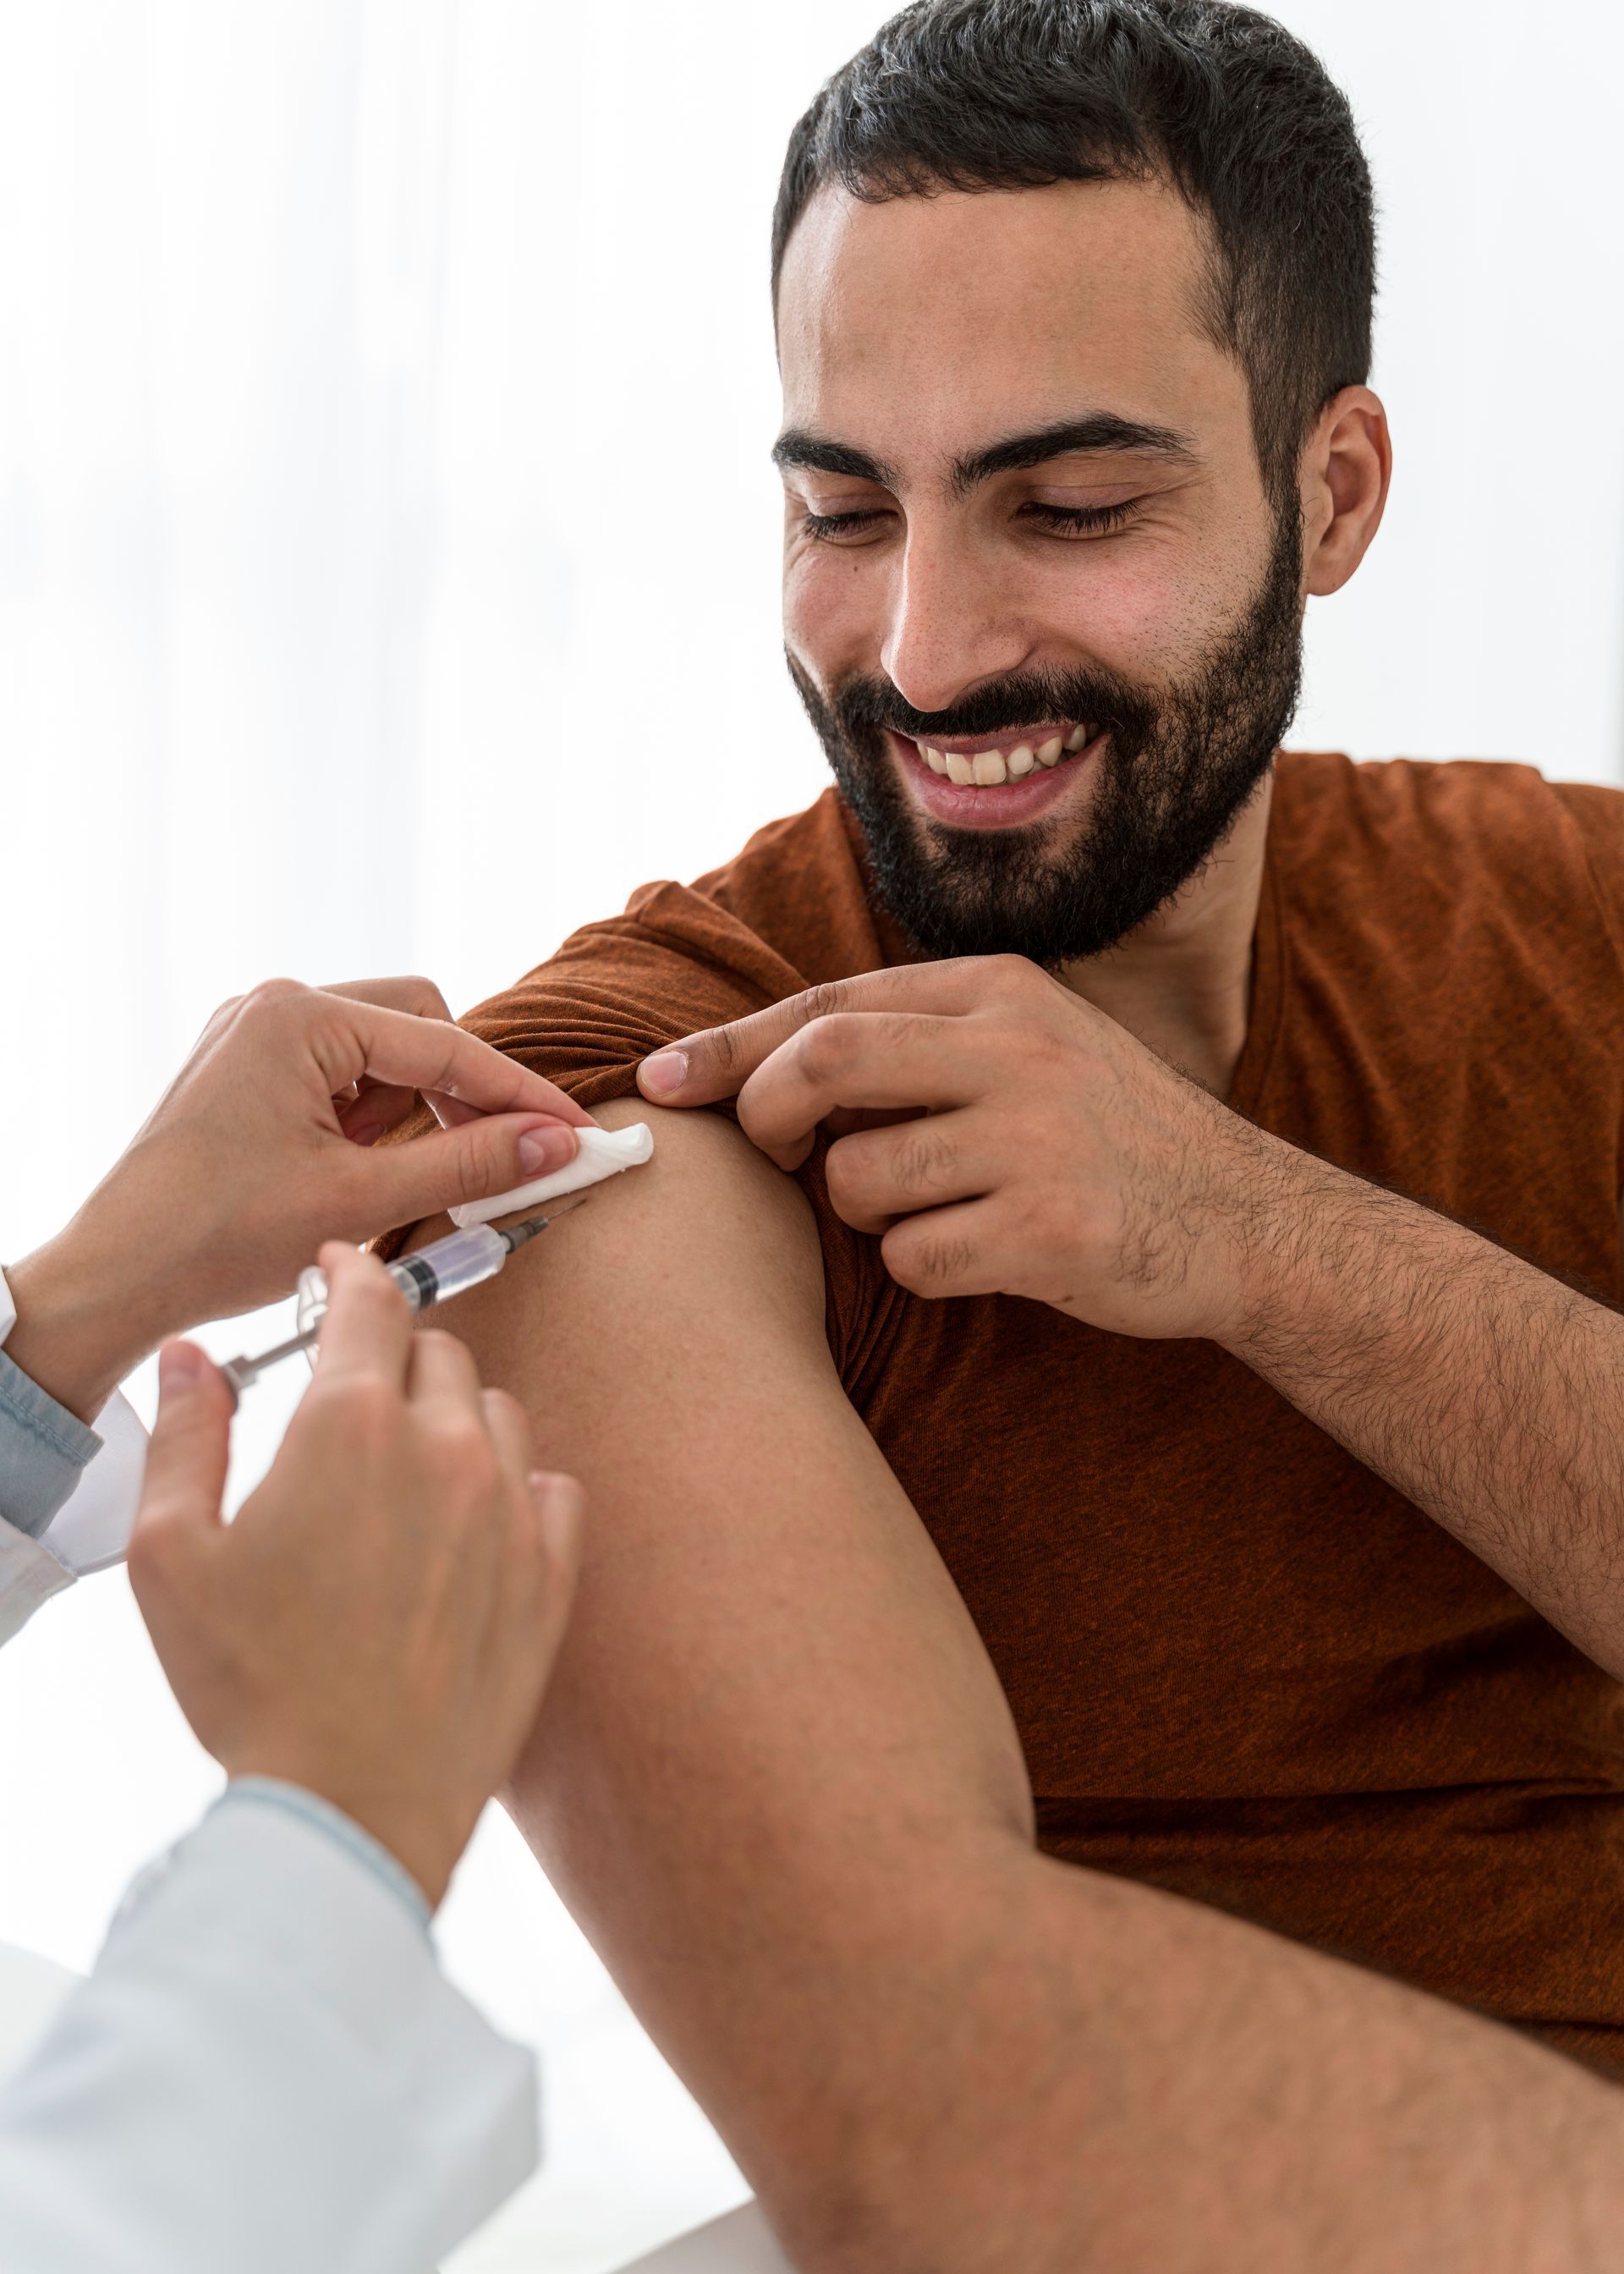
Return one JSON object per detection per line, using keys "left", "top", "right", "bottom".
{"left": 924, "top": 734, "right": 1083, "bottom": 788}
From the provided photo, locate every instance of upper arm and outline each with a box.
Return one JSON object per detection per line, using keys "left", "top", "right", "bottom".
{"left": 425, "top": 1096, "right": 1032, "bottom": 2222}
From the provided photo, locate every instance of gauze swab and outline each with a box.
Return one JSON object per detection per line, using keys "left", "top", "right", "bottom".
{"left": 449, "top": 1119, "right": 655, "bottom": 1229}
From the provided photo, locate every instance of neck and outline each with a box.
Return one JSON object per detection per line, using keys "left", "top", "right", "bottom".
{"left": 1057, "top": 772, "right": 1274, "bottom": 1096}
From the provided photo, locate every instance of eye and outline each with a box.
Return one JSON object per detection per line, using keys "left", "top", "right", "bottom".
{"left": 1019, "top": 500, "right": 1142, "bottom": 539}
{"left": 799, "top": 508, "right": 893, "bottom": 543}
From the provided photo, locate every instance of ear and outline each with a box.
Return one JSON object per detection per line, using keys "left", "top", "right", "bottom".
{"left": 1300, "top": 385, "right": 1391, "bottom": 597}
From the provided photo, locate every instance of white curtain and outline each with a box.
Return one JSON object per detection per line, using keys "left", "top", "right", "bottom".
{"left": 1, "top": 3, "right": 1620, "bottom": 2266}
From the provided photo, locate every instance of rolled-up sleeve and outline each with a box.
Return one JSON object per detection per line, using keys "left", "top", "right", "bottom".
{"left": 0, "top": 1348, "right": 101, "bottom": 1541}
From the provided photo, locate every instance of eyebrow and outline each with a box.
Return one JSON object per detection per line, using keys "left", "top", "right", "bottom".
{"left": 771, "top": 413, "right": 1199, "bottom": 498}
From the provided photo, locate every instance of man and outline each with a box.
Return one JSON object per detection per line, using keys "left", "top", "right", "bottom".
{"left": 386, "top": 1, "right": 1624, "bottom": 2265}
{"left": 0, "top": 978, "right": 587, "bottom": 2269}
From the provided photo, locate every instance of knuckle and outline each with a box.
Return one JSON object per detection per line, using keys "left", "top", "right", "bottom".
{"left": 891, "top": 1225, "right": 976, "bottom": 1291}
{"left": 795, "top": 1012, "right": 857, "bottom": 1085}
{"left": 985, "top": 953, "right": 1036, "bottom": 1002}
{"left": 481, "top": 1385, "right": 529, "bottom": 1436}
{"left": 450, "top": 1119, "right": 505, "bottom": 1206}
{"left": 700, "top": 1022, "right": 739, "bottom": 1079}
{"left": 309, "top": 1370, "right": 399, "bottom": 1449}
{"left": 423, "top": 1411, "right": 497, "bottom": 1488}
{"left": 892, "top": 1127, "right": 957, "bottom": 1198}
{"left": 801, "top": 980, "right": 848, "bottom": 1027}
{"left": 243, "top": 976, "right": 308, "bottom": 1020}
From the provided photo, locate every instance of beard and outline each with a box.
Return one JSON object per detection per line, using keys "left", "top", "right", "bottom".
{"left": 788, "top": 502, "right": 1305, "bottom": 968}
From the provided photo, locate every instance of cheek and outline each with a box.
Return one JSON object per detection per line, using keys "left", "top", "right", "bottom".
{"left": 1030, "top": 529, "right": 1261, "bottom": 683}
{"left": 782, "top": 545, "right": 887, "bottom": 673}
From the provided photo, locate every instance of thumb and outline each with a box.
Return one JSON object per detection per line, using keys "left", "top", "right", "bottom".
{"left": 131, "top": 1343, "right": 235, "bottom": 1561}
{"left": 368, "top": 1112, "right": 580, "bottom": 1228}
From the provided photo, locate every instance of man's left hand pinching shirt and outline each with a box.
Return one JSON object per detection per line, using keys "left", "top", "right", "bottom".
{"left": 639, "top": 956, "right": 1624, "bottom": 1689}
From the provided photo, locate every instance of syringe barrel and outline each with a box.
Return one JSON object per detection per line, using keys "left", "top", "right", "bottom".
{"left": 386, "top": 1224, "right": 509, "bottom": 1313}
{"left": 294, "top": 1224, "right": 508, "bottom": 1347}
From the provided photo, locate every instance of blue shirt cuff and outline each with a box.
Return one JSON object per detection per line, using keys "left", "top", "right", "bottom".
{"left": 215, "top": 1777, "right": 435, "bottom": 1931}
{"left": 0, "top": 1348, "right": 102, "bottom": 1540}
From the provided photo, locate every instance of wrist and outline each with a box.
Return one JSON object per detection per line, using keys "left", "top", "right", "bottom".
{"left": 1192, "top": 1118, "right": 1311, "bottom": 1356}
{"left": 3, "top": 1223, "right": 164, "bottom": 1423}
{"left": 225, "top": 1750, "right": 467, "bottom": 1910}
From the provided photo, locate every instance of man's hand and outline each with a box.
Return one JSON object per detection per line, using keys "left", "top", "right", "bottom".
{"left": 648, "top": 958, "right": 1624, "bottom": 1695}
{"left": 6, "top": 974, "right": 593, "bottom": 1418}
{"left": 128, "top": 1244, "right": 583, "bottom": 1909}
{"left": 639, "top": 956, "right": 1278, "bottom": 1341}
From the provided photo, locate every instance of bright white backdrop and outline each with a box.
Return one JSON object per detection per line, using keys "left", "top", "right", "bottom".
{"left": 1, "top": 3, "right": 1621, "bottom": 2266}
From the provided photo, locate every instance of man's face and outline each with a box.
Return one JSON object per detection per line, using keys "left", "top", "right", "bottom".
{"left": 775, "top": 176, "right": 1305, "bottom": 965}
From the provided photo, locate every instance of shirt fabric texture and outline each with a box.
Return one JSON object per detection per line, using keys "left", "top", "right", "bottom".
{"left": 383, "top": 752, "right": 1624, "bottom": 2078}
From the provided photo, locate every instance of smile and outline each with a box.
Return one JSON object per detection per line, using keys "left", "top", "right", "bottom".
{"left": 912, "top": 722, "right": 1092, "bottom": 787}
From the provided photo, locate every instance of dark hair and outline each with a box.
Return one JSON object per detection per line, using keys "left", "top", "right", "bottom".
{"left": 772, "top": 0, "right": 1375, "bottom": 506}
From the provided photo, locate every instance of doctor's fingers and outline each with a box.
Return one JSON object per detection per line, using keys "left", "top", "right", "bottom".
{"left": 734, "top": 1013, "right": 973, "bottom": 1170}
{"left": 348, "top": 1108, "right": 578, "bottom": 1237}
{"left": 321, "top": 974, "right": 456, "bottom": 1022}
{"left": 128, "top": 1343, "right": 235, "bottom": 1596}
{"left": 310, "top": 992, "right": 595, "bottom": 1129}
{"left": 480, "top": 1470, "right": 584, "bottom": 1716}
{"left": 307, "top": 1244, "right": 414, "bottom": 1394}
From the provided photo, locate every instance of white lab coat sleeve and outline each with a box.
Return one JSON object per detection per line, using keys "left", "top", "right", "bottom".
{"left": 0, "top": 1517, "right": 74, "bottom": 1645}
{"left": 0, "top": 1786, "right": 540, "bottom": 2274}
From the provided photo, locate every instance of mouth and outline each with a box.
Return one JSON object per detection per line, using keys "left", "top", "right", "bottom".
{"left": 912, "top": 721, "right": 1093, "bottom": 786}
{"left": 883, "top": 721, "right": 1107, "bottom": 831}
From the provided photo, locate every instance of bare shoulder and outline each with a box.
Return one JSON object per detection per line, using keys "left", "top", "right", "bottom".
{"left": 426, "top": 1096, "right": 830, "bottom": 1434}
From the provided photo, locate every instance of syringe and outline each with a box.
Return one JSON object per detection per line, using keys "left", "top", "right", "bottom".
{"left": 220, "top": 1199, "right": 585, "bottom": 1403}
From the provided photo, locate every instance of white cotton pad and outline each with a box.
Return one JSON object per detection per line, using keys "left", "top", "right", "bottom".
{"left": 449, "top": 1119, "right": 656, "bottom": 1229}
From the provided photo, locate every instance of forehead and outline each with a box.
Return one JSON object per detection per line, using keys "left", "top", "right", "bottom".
{"left": 776, "top": 175, "right": 1251, "bottom": 475}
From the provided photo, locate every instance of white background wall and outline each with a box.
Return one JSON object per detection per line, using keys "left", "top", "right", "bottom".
{"left": 0, "top": 3, "right": 1620, "bottom": 2266}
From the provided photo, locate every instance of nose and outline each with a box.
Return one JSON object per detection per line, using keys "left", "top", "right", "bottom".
{"left": 880, "top": 519, "right": 1038, "bottom": 718}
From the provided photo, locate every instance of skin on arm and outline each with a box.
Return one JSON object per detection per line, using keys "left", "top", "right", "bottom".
{"left": 426, "top": 1097, "right": 1624, "bottom": 2274}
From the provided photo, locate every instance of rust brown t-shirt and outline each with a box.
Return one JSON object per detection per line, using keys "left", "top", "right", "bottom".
{"left": 441, "top": 752, "right": 1624, "bottom": 2074}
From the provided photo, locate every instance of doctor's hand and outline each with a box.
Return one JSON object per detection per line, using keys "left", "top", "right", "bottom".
{"left": 129, "top": 1245, "right": 584, "bottom": 1909}
{"left": 638, "top": 957, "right": 1283, "bottom": 1345}
{"left": 6, "top": 974, "right": 592, "bottom": 1420}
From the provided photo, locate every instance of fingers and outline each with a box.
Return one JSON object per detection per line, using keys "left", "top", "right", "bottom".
{"left": 880, "top": 1199, "right": 1010, "bottom": 1301}
{"left": 734, "top": 1013, "right": 971, "bottom": 1170}
{"left": 320, "top": 975, "right": 456, "bottom": 1022}
{"left": 480, "top": 1385, "right": 536, "bottom": 1482}
{"left": 315, "top": 995, "right": 595, "bottom": 1127}
{"left": 360, "top": 1112, "right": 579, "bottom": 1230}
{"left": 128, "top": 1342, "right": 235, "bottom": 1585}
{"left": 529, "top": 1469, "right": 584, "bottom": 1607}
{"left": 310, "top": 1244, "right": 415, "bottom": 1390}
{"left": 406, "top": 1323, "right": 486, "bottom": 1412}
{"left": 520, "top": 1470, "right": 584, "bottom": 1671}
{"left": 823, "top": 1110, "right": 985, "bottom": 1233}
{"left": 637, "top": 964, "right": 990, "bottom": 1107}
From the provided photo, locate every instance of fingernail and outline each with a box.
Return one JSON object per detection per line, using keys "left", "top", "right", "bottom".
{"left": 159, "top": 1343, "right": 207, "bottom": 1396}
{"left": 640, "top": 1049, "right": 689, "bottom": 1096}
{"left": 518, "top": 1123, "right": 577, "bottom": 1175}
